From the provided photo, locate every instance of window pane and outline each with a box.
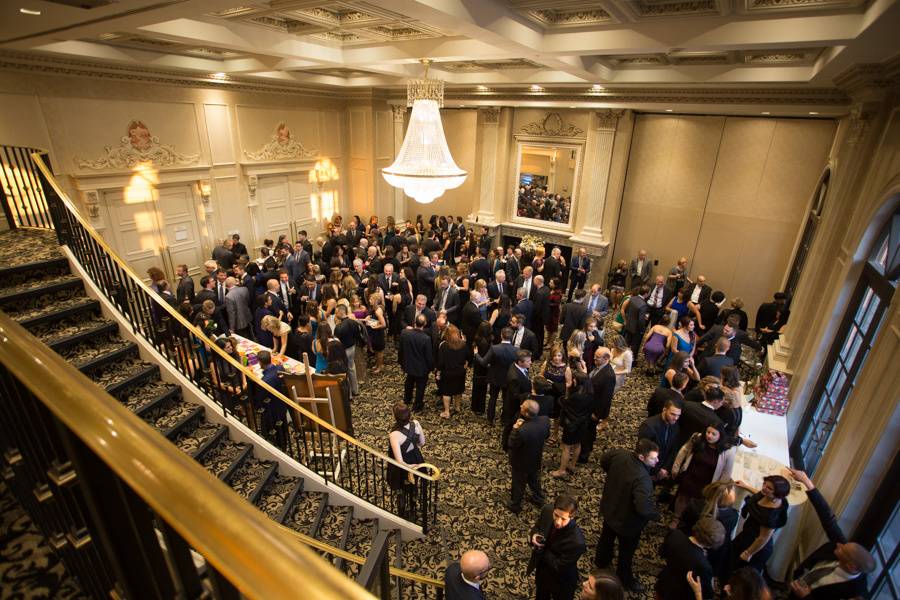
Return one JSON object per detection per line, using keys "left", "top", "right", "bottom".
{"left": 880, "top": 505, "right": 900, "bottom": 565}
{"left": 855, "top": 287, "right": 875, "bottom": 323}
{"left": 840, "top": 328, "right": 863, "bottom": 363}
{"left": 891, "top": 554, "right": 899, "bottom": 596}
{"left": 872, "top": 578, "right": 894, "bottom": 600}
{"left": 860, "top": 292, "right": 883, "bottom": 331}
{"left": 826, "top": 368, "right": 848, "bottom": 398}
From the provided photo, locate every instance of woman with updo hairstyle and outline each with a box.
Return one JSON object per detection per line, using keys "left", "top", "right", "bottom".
{"left": 581, "top": 569, "right": 625, "bottom": 600}
{"left": 732, "top": 475, "right": 791, "bottom": 573}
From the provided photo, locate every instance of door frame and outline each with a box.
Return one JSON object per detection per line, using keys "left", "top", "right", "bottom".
{"left": 242, "top": 159, "right": 324, "bottom": 248}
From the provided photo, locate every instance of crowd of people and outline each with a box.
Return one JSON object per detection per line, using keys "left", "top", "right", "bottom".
{"left": 517, "top": 184, "right": 573, "bottom": 223}
{"left": 145, "top": 212, "right": 870, "bottom": 600}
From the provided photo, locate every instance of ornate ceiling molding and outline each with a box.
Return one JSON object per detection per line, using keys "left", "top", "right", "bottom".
{"left": 519, "top": 113, "right": 584, "bottom": 137}
{"left": 243, "top": 122, "right": 318, "bottom": 161}
{"left": 74, "top": 120, "right": 199, "bottom": 170}
{"left": 596, "top": 109, "right": 625, "bottom": 130}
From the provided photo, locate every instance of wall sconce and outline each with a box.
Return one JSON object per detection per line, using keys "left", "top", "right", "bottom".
{"left": 198, "top": 180, "right": 212, "bottom": 203}
{"left": 84, "top": 190, "right": 100, "bottom": 218}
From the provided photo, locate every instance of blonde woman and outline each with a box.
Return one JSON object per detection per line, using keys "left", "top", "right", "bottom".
{"left": 366, "top": 292, "right": 387, "bottom": 374}
{"left": 436, "top": 325, "right": 468, "bottom": 418}
{"left": 261, "top": 315, "right": 291, "bottom": 355}
{"left": 609, "top": 334, "right": 633, "bottom": 392}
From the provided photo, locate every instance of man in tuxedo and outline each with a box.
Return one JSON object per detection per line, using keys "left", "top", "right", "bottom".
{"left": 624, "top": 285, "right": 650, "bottom": 354}
{"left": 195, "top": 275, "right": 217, "bottom": 311}
{"left": 417, "top": 257, "right": 437, "bottom": 303}
{"left": 433, "top": 275, "right": 460, "bottom": 324}
{"left": 697, "top": 314, "right": 761, "bottom": 364}
{"left": 460, "top": 295, "right": 483, "bottom": 343}
{"left": 559, "top": 288, "right": 589, "bottom": 346}
{"left": 637, "top": 400, "right": 682, "bottom": 480}
{"left": 788, "top": 469, "right": 875, "bottom": 600}
{"left": 584, "top": 284, "right": 609, "bottom": 319}
{"left": 686, "top": 274, "right": 712, "bottom": 306}
{"left": 502, "top": 350, "right": 532, "bottom": 451}
{"left": 224, "top": 277, "right": 252, "bottom": 338}
{"left": 596, "top": 439, "right": 660, "bottom": 592}
{"left": 470, "top": 249, "right": 491, "bottom": 282}
{"left": 507, "top": 399, "right": 550, "bottom": 514}
{"left": 444, "top": 550, "right": 491, "bottom": 600}
{"left": 504, "top": 248, "right": 521, "bottom": 283}
{"left": 698, "top": 290, "right": 725, "bottom": 336}
{"left": 212, "top": 238, "right": 235, "bottom": 271}
{"left": 403, "top": 294, "right": 436, "bottom": 329}
{"left": 697, "top": 337, "right": 734, "bottom": 379}
{"left": 487, "top": 270, "right": 510, "bottom": 303}
{"left": 398, "top": 314, "right": 434, "bottom": 411}
{"left": 264, "top": 278, "right": 288, "bottom": 324}
{"left": 214, "top": 269, "right": 229, "bottom": 306}
{"left": 567, "top": 247, "right": 591, "bottom": 302}
{"left": 509, "top": 314, "right": 539, "bottom": 354}
{"left": 674, "top": 387, "right": 726, "bottom": 450}
{"left": 175, "top": 264, "right": 195, "bottom": 306}
{"left": 474, "top": 328, "right": 518, "bottom": 424}
{"left": 531, "top": 275, "right": 551, "bottom": 358}
{"left": 230, "top": 233, "right": 248, "bottom": 259}
{"left": 646, "top": 372, "right": 688, "bottom": 416}
{"left": 512, "top": 286, "right": 534, "bottom": 329}
{"left": 529, "top": 495, "right": 587, "bottom": 600}
{"left": 645, "top": 275, "right": 669, "bottom": 324}
{"left": 350, "top": 258, "right": 369, "bottom": 290}
{"left": 629, "top": 249, "right": 652, "bottom": 288}
{"left": 543, "top": 247, "right": 565, "bottom": 286}
{"left": 477, "top": 227, "right": 492, "bottom": 257}
{"left": 378, "top": 263, "right": 404, "bottom": 334}
{"left": 580, "top": 346, "right": 616, "bottom": 464}
{"left": 665, "top": 257, "right": 689, "bottom": 296}
{"left": 515, "top": 266, "right": 536, "bottom": 301}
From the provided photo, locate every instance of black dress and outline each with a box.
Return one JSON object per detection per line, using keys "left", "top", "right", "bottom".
{"left": 559, "top": 388, "right": 592, "bottom": 445}
{"left": 437, "top": 343, "right": 468, "bottom": 396}
{"left": 470, "top": 338, "right": 490, "bottom": 413}
{"left": 387, "top": 422, "right": 427, "bottom": 519}
{"left": 732, "top": 492, "right": 789, "bottom": 572}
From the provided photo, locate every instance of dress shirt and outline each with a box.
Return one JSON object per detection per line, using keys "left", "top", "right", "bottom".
{"left": 690, "top": 285, "right": 702, "bottom": 304}
{"left": 217, "top": 282, "right": 226, "bottom": 303}
{"left": 636, "top": 259, "right": 645, "bottom": 276}
{"left": 588, "top": 294, "right": 601, "bottom": 313}
{"left": 280, "top": 282, "right": 290, "bottom": 307}
{"left": 649, "top": 285, "right": 664, "bottom": 308}
{"left": 497, "top": 282, "right": 504, "bottom": 296}
{"left": 805, "top": 562, "right": 861, "bottom": 590}
{"left": 513, "top": 327, "right": 524, "bottom": 347}
{"left": 517, "top": 365, "right": 529, "bottom": 378}
{"left": 461, "top": 574, "right": 482, "bottom": 592}
{"left": 523, "top": 277, "right": 532, "bottom": 298}
{"left": 438, "top": 289, "right": 448, "bottom": 311}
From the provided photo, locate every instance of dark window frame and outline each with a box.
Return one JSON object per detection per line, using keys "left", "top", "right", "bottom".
{"left": 785, "top": 170, "right": 830, "bottom": 299}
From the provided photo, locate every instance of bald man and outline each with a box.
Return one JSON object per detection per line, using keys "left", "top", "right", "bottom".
{"left": 444, "top": 550, "right": 491, "bottom": 599}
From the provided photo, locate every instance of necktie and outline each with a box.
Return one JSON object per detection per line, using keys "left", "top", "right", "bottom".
{"left": 653, "top": 286, "right": 662, "bottom": 306}
{"left": 803, "top": 564, "right": 837, "bottom": 585}
{"left": 525, "top": 279, "right": 531, "bottom": 297}
{"left": 281, "top": 284, "right": 288, "bottom": 305}
{"left": 218, "top": 283, "right": 224, "bottom": 303}
{"left": 590, "top": 296, "right": 597, "bottom": 312}
{"left": 498, "top": 283, "right": 503, "bottom": 296}
{"left": 440, "top": 290, "right": 447, "bottom": 311}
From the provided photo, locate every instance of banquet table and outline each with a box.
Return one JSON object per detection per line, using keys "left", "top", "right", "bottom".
{"left": 231, "top": 334, "right": 309, "bottom": 377}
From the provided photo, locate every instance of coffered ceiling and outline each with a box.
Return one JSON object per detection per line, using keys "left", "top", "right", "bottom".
{"left": 1, "top": 0, "right": 899, "bottom": 111}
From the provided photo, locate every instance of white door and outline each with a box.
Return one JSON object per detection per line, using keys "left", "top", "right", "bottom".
{"left": 257, "top": 172, "right": 314, "bottom": 244}
{"left": 156, "top": 185, "right": 204, "bottom": 279}
{"left": 104, "top": 189, "right": 163, "bottom": 284}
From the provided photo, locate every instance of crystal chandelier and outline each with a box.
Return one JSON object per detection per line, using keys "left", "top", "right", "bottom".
{"left": 382, "top": 60, "right": 467, "bottom": 204}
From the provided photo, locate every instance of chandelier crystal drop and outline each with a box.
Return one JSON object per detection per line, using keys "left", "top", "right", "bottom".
{"left": 382, "top": 61, "right": 467, "bottom": 204}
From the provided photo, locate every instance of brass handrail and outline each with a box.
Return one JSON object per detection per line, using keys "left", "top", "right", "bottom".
{"left": 30, "top": 152, "right": 438, "bottom": 484}
{"left": 0, "top": 312, "right": 374, "bottom": 600}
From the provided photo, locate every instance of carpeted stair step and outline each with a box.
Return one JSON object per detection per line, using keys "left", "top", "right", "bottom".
{"left": 140, "top": 400, "right": 203, "bottom": 440}
{"left": 229, "top": 456, "right": 277, "bottom": 502}
{"left": 0, "top": 275, "right": 83, "bottom": 304}
{"left": 308, "top": 495, "right": 331, "bottom": 540}
{"left": 263, "top": 476, "right": 304, "bottom": 524}
{"left": 11, "top": 296, "right": 99, "bottom": 329}
{"left": 189, "top": 424, "right": 228, "bottom": 463}
{"left": 105, "top": 363, "right": 163, "bottom": 398}
{"left": 317, "top": 505, "right": 351, "bottom": 551}
{"left": 342, "top": 518, "right": 378, "bottom": 578}
{"left": 58, "top": 336, "right": 134, "bottom": 372}
{"left": 128, "top": 382, "right": 181, "bottom": 417}
{"left": 246, "top": 461, "right": 279, "bottom": 506}
{"left": 199, "top": 438, "right": 251, "bottom": 480}
{"left": 40, "top": 318, "right": 118, "bottom": 351}
{"left": 0, "top": 256, "right": 69, "bottom": 281}
{"left": 287, "top": 491, "right": 327, "bottom": 535}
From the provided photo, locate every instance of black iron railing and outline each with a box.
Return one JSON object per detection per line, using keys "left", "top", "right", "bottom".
{"left": 0, "top": 145, "right": 54, "bottom": 229}
{"left": 29, "top": 152, "right": 439, "bottom": 532}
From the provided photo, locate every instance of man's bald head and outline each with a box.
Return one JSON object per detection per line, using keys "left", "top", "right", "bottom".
{"left": 460, "top": 550, "right": 491, "bottom": 582}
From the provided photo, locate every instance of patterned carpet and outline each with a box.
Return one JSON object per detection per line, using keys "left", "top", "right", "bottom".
{"left": 351, "top": 327, "right": 676, "bottom": 600}
{"left": 0, "top": 483, "right": 85, "bottom": 600}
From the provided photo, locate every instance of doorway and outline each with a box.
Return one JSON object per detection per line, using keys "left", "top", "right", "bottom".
{"left": 256, "top": 173, "right": 313, "bottom": 244}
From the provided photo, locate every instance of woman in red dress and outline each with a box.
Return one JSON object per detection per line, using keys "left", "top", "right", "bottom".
{"left": 546, "top": 277, "right": 563, "bottom": 344}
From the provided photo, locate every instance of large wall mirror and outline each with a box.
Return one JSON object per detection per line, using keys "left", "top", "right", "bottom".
{"left": 513, "top": 141, "right": 582, "bottom": 229}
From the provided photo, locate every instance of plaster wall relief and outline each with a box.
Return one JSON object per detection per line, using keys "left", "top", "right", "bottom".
{"left": 74, "top": 119, "right": 200, "bottom": 170}
{"left": 518, "top": 112, "right": 585, "bottom": 138}
{"left": 243, "top": 121, "right": 319, "bottom": 161}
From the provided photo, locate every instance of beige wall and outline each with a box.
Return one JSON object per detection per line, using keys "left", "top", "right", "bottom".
{"left": 612, "top": 114, "right": 835, "bottom": 318}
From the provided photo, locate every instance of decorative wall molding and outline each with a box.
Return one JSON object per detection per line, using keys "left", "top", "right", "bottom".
{"left": 391, "top": 105, "right": 407, "bottom": 122}
{"left": 519, "top": 112, "right": 584, "bottom": 137}
{"left": 243, "top": 122, "right": 318, "bottom": 161}
{"left": 596, "top": 109, "right": 625, "bottom": 130}
{"left": 74, "top": 120, "right": 199, "bottom": 170}
{"left": 480, "top": 107, "right": 501, "bottom": 124}
{"left": 845, "top": 102, "right": 875, "bottom": 145}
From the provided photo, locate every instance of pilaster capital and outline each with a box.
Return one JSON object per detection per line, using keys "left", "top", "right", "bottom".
{"left": 595, "top": 109, "right": 624, "bottom": 131}
{"left": 479, "top": 107, "right": 501, "bottom": 125}
{"left": 391, "top": 105, "right": 407, "bottom": 123}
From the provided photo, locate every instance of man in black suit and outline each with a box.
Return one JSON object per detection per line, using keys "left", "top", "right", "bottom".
{"left": 629, "top": 249, "right": 652, "bottom": 288}
{"left": 470, "top": 250, "right": 491, "bottom": 282}
{"left": 509, "top": 314, "right": 539, "bottom": 354}
{"left": 580, "top": 346, "right": 616, "bottom": 464}
{"left": 674, "top": 387, "right": 726, "bottom": 450}
{"left": 529, "top": 494, "right": 587, "bottom": 600}
{"left": 624, "top": 285, "right": 650, "bottom": 354}
{"left": 172, "top": 264, "right": 194, "bottom": 306}
{"left": 531, "top": 275, "right": 550, "bottom": 359}
{"left": 230, "top": 233, "right": 248, "bottom": 259}
{"left": 195, "top": 275, "right": 217, "bottom": 312}
{"left": 698, "top": 290, "right": 725, "bottom": 336}
{"left": 646, "top": 372, "right": 688, "bottom": 416}
{"left": 460, "top": 296, "right": 483, "bottom": 343}
{"left": 559, "top": 288, "right": 589, "bottom": 346}
{"left": 487, "top": 270, "right": 511, "bottom": 302}
{"left": 433, "top": 275, "right": 460, "bottom": 325}
{"left": 264, "top": 278, "right": 287, "bottom": 323}
{"left": 697, "top": 314, "right": 761, "bottom": 364}
{"left": 504, "top": 248, "right": 521, "bottom": 283}
{"left": 213, "top": 269, "right": 229, "bottom": 306}
{"left": 685, "top": 274, "right": 712, "bottom": 306}
{"left": 514, "top": 265, "right": 536, "bottom": 301}
{"left": 254, "top": 351, "right": 287, "bottom": 442}
{"left": 596, "top": 439, "right": 661, "bottom": 592}
{"left": 567, "top": 247, "right": 591, "bottom": 302}
{"left": 512, "top": 287, "right": 534, "bottom": 329}
{"left": 402, "top": 294, "right": 436, "bottom": 329}
{"left": 474, "top": 327, "right": 519, "bottom": 424}
{"left": 502, "top": 350, "right": 532, "bottom": 451}
{"left": 212, "top": 238, "right": 235, "bottom": 271}
{"left": 299, "top": 275, "right": 321, "bottom": 306}
{"left": 657, "top": 518, "right": 725, "bottom": 600}
{"left": 637, "top": 400, "right": 682, "bottom": 480}
{"left": 416, "top": 257, "right": 437, "bottom": 303}
{"left": 276, "top": 270, "right": 299, "bottom": 323}
{"left": 788, "top": 469, "right": 875, "bottom": 600}
{"left": 543, "top": 247, "right": 564, "bottom": 286}
{"left": 698, "top": 337, "right": 734, "bottom": 379}
{"left": 756, "top": 291, "right": 790, "bottom": 347}
{"left": 398, "top": 314, "right": 433, "bottom": 411}
{"left": 506, "top": 399, "right": 550, "bottom": 513}
{"left": 645, "top": 275, "right": 669, "bottom": 324}
{"left": 444, "top": 550, "right": 491, "bottom": 600}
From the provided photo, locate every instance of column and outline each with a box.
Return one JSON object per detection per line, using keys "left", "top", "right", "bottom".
{"left": 470, "top": 107, "right": 501, "bottom": 227}
{"left": 569, "top": 109, "right": 622, "bottom": 247}
{"left": 391, "top": 105, "right": 407, "bottom": 222}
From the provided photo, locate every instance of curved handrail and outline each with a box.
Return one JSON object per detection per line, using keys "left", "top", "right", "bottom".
{"left": 0, "top": 311, "right": 374, "bottom": 600}
{"left": 30, "top": 152, "right": 439, "bottom": 485}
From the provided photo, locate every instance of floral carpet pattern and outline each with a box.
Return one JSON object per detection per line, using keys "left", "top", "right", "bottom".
{"left": 352, "top": 331, "right": 674, "bottom": 599}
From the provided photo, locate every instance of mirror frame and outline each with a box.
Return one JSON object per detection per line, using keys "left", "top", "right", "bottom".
{"left": 511, "top": 138, "right": 583, "bottom": 233}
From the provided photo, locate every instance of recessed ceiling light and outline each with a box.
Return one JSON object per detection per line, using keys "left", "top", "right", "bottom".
{"left": 569, "top": 106, "right": 577, "bottom": 108}
{"left": 210, "top": 72, "right": 228, "bottom": 80}
{"left": 19, "top": 7, "right": 41, "bottom": 15}
{"left": 530, "top": 84, "right": 543, "bottom": 92}
{"left": 459, "top": 105, "right": 467, "bottom": 108}
{"left": 809, "top": 111, "right": 819, "bottom": 115}
{"left": 761, "top": 112, "right": 771, "bottom": 115}
{"left": 476, "top": 85, "right": 489, "bottom": 91}
{"left": 665, "top": 109, "right": 673, "bottom": 112}
{"left": 591, "top": 84, "right": 603, "bottom": 91}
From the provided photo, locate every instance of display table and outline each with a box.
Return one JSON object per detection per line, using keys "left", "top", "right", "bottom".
{"left": 231, "top": 334, "right": 309, "bottom": 376}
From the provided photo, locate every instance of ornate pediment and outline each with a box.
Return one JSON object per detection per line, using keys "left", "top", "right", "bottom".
{"left": 519, "top": 113, "right": 584, "bottom": 137}
{"left": 243, "top": 122, "right": 318, "bottom": 161}
{"left": 74, "top": 120, "right": 199, "bottom": 170}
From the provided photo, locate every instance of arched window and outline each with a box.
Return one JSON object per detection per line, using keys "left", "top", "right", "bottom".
{"left": 790, "top": 204, "right": 899, "bottom": 473}
{"left": 785, "top": 169, "right": 830, "bottom": 298}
